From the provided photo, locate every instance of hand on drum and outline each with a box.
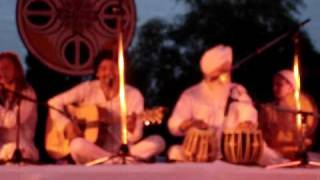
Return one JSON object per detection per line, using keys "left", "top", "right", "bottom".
{"left": 179, "top": 119, "right": 209, "bottom": 133}
{"left": 235, "top": 121, "right": 257, "bottom": 130}
{"left": 64, "top": 122, "right": 82, "bottom": 142}
{"left": 127, "top": 113, "right": 137, "bottom": 133}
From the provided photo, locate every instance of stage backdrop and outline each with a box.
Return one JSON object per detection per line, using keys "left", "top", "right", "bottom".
{"left": 17, "top": 0, "right": 136, "bottom": 76}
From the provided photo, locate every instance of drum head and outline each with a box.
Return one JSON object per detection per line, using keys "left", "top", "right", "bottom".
{"left": 259, "top": 93, "right": 318, "bottom": 159}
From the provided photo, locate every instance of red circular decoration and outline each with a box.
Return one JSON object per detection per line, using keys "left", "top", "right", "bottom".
{"left": 17, "top": 0, "right": 136, "bottom": 75}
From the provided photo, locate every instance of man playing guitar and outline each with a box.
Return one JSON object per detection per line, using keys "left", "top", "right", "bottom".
{"left": 46, "top": 50, "right": 165, "bottom": 164}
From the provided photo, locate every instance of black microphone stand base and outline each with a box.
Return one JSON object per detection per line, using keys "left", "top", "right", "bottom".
{"left": 85, "top": 144, "right": 146, "bottom": 166}
{"left": 11, "top": 148, "right": 23, "bottom": 163}
{"left": 5, "top": 148, "right": 26, "bottom": 165}
{"left": 0, "top": 149, "right": 37, "bottom": 165}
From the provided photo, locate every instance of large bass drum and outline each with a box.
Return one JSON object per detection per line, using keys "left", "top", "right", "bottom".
{"left": 259, "top": 93, "right": 318, "bottom": 159}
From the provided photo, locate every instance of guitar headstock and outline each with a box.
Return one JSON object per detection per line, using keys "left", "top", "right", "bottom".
{"left": 139, "top": 106, "right": 166, "bottom": 126}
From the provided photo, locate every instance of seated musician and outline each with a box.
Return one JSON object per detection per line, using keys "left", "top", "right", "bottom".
{"left": 259, "top": 69, "right": 317, "bottom": 160}
{"left": 0, "top": 52, "right": 39, "bottom": 162}
{"left": 47, "top": 50, "right": 165, "bottom": 164}
{"left": 167, "top": 45, "right": 284, "bottom": 165}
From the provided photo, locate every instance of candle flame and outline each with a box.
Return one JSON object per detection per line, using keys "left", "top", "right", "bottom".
{"left": 293, "top": 53, "right": 302, "bottom": 130}
{"left": 118, "top": 32, "right": 128, "bottom": 144}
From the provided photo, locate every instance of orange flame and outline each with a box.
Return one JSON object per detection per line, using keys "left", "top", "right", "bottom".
{"left": 118, "top": 32, "right": 128, "bottom": 144}
{"left": 293, "top": 53, "right": 302, "bottom": 130}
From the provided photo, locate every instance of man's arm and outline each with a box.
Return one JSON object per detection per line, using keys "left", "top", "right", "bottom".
{"left": 126, "top": 88, "right": 144, "bottom": 143}
{"left": 48, "top": 82, "right": 89, "bottom": 133}
{"left": 168, "top": 92, "right": 199, "bottom": 136}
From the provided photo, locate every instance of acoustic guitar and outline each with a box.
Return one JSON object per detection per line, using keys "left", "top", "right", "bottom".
{"left": 45, "top": 104, "right": 165, "bottom": 160}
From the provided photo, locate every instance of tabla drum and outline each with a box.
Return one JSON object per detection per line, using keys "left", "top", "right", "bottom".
{"left": 182, "top": 128, "right": 219, "bottom": 162}
{"left": 222, "top": 129, "right": 263, "bottom": 165}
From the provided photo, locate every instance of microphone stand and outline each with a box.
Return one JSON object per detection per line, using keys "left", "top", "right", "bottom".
{"left": 0, "top": 86, "right": 69, "bottom": 165}
{"left": 232, "top": 19, "right": 310, "bottom": 71}
{"left": 114, "top": 0, "right": 131, "bottom": 165}
{"left": 11, "top": 100, "right": 22, "bottom": 163}
{"left": 0, "top": 87, "right": 31, "bottom": 165}
{"left": 266, "top": 110, "right": 320, "bottom": 169}
{"left": 266, "top": 33, "right": 320, "bottom": 169}
{"left": 86, "top": 0, "right": 146, "bottom": 166}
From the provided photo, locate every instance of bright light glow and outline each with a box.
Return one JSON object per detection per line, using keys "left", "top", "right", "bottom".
{"left": 293, "top": 53, "right": 302, "bottom": 130}
{"left": 118, "top": 32, "right": 128, "bottom": 144}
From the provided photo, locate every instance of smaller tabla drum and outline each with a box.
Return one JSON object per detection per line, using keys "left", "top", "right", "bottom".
{"left": 222, "top": 129, "right": 263, "bottom": 165}
{"left": 182, "top": 128, "right": 219, "bottom": 162}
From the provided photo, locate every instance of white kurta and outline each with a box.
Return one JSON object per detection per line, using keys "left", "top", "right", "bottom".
{"left": 167, "top": 81, "right": 286, "bottom": 164}
{"left": 0, "top": 86, "right": 39, "bottom": 161}
{"left": 48, "top": 80, "right": 165, "bottom": 163}
{"left": 168, "top": 81, "right": 257, "bottom": 137}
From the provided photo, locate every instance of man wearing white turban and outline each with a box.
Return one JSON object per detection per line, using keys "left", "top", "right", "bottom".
{"left": 167, "top": 45, "right": 257, "bottom": 160}
{"left": 259, "top": 69, "right": 318, "bottom": 161}
{"left": 167, "top": 45, "right": 288, "bottom": 165}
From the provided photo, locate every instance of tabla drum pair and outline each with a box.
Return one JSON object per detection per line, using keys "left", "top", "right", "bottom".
{"left": 182, "top": 127, "right": 263, "bottom": 164}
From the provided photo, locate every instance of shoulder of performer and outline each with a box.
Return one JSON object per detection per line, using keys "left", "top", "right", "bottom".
{"left": 22, "top": 83, "right": 37, "bottom": 100}
{"left": 66, "top": 80, "right": 98, "bottom": 94}
{"left": 180, "top": 82, "right": 203, "bottom": 98}
{"left": 125, "top": 84, "right": 144, "bottom": 100}
{"left": 80, "top": 80, "right": 99, "bottom": 89}
{"left": 47, "top": 80, "right": 96, "bottom": 104}
{"left": 230, "top": 83, "right": 253, "bottom": 103}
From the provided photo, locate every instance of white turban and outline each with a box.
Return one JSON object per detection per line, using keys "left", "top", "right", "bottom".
{"left": 200, "top": 45, "right": 233, "bottom": 75}
{"left": 276, "top": 69, "right": 296, "bottom": 89}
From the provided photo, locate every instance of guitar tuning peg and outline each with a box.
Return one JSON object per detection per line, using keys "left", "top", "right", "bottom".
{"left": 144, "top": 121, "right": 151, "bottom": 126}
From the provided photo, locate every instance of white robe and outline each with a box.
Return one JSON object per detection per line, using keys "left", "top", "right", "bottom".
{"left": 168, "top": 81, "right": 283, "bottom": 165}
{"left": 0, "top": 86, "right": 39, "bottom": 161}
{"left": 48, "top": 80, "right": 165, "bottom": 164}
{"left": 168, "top": 81, "right": 257, "bottom": 137}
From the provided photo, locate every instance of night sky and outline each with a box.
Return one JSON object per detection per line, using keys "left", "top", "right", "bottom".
{"left": 1, "top": 0, "right": 319, "bottom": 61}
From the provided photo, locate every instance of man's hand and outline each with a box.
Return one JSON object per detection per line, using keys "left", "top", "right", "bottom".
{"left": 235, "top": 121, "right": 257, "bottom": 130}
{"left": 0, "top": 81, "right": 15, "bottom": 102}
{"left": 64, "top": 122, "right": 82, "bottom": 142}
{"left": 0, "top": 80, "right": 15, "bottom": 91}
{"left": 179, "top": 119, "right": 209, "bottom": 133}
{"left": 127, "top": 113, "right": 137, "bottom": 133}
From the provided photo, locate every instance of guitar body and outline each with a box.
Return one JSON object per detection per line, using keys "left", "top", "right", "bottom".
{"left": 73, "top": 104, "right": 100, "bottom": 142}
{"left": 45, "top": 117, "right": 70, "bottom": 159}
{"left": 45, "top": 105, "right": 165, "bottom": 160}
{"left": 45, "top": 105, "right": 100, "bottom": 160}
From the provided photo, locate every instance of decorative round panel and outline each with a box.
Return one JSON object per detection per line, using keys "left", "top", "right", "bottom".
{"left": 17, "top": 0, "right": 136, "bottom": 75}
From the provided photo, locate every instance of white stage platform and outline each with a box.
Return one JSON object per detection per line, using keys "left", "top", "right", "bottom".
{"left": 0, "top": 161, "right": 320, "bottom": 180}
